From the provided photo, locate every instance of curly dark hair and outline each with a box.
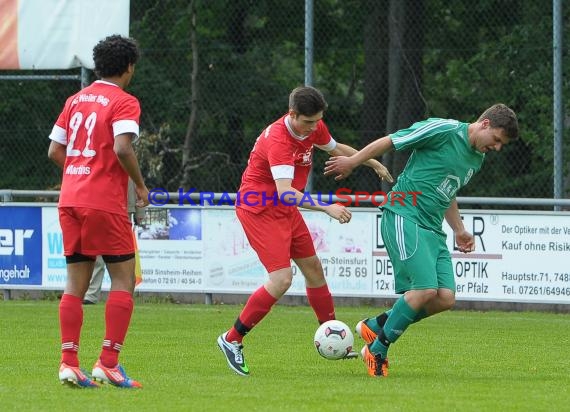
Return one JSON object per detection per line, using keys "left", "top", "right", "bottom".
{"left": 93, "top": 34, "right": 140, "bottom": 78}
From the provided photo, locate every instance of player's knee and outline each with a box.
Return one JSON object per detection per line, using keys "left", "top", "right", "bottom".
{"left": 408, "top": 288, "right": 438, "bottom": 307}
{"left": 270, "top": 269, "right": 293, "bottom": 293}
{"left": 443, "top": 295, "right": 456, "bottom": 310}
{"left": 439, "top": 289, "right": 456, "bottom": 310}
{"left": 278, "top": 275, "right": 293, "bottom": 291}
{"left": 421, "top": 288, "right": 438, "bottom": 301}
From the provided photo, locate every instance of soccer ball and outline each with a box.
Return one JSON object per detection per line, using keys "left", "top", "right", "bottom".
{"left": 313, "top": 320, "right": 354, "bottom": 360}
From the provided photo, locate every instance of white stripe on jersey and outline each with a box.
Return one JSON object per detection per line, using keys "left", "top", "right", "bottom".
{"left": 49, "top": 125, "right": 67, "bottom": 145}
{"left": 395, "top": 214, "right": 407, "bottom": 260}
{"left": 271, "top": 165, "right": 295, "bottom": 180}
{"left": 113, "top": 119, "right": 140, "bottom": 142}
{"left": 314, "top": 137, "right": 337, "bottom": 152}
{"left": 391, "top": 119, "right": 459, "bottom": 148}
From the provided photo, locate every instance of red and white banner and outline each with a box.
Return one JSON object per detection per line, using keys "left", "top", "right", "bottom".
{"left": 0, "top": 0, "right": 129, "bottom": 70}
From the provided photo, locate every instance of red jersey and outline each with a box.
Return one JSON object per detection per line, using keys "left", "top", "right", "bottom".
{"left": 49, "top": 80, "right": 140, "bottom": 215}
{"left": 237, "top": 114, "right": 336, "bottom": 214}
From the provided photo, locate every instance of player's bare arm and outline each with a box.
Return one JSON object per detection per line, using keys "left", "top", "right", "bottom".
{"left": 114, "top": 133, "right": 149, "bottom": 207}
{"left": 274, "top": 178, "right": 351, "bottom": 224}
{"left": 445, "top": 199, "right": 475, "bottom": 253}
{"left": 327, "top": 143, "right": 393, "bottom": 183}
{"left": 324, "top": 136, "right": 394, "bottom": 181}
{"left": 47, "top": 141, "right": 67, "bottom": 169}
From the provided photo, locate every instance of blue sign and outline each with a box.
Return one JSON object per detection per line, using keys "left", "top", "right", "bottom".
{"left": 168, "top": 209, "right": 202, "bottom": 240}
{"left": 0, "top": 207, "right": 42, "bottom": 285}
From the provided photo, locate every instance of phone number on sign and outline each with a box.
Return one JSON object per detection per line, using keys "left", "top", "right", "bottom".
{"left": 292, "top": 265, "right": 368, "bottom": 278}
{"left": 148, "top": 277, "right": 203, "bottom": 285}
{"left": 518, "top": 286, "right": 570, "bottom": 296}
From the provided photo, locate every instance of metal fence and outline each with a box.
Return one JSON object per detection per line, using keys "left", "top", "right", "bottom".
{"left": 0, "top": 0, "right": 568, "bottom": 203}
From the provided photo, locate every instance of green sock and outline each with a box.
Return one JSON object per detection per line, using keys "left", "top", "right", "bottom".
{"left": 369, "top": 336, "right": 389, "bottom": 358}
{"left": 366, "top": 305, "right": 427, "bottom": 333}
{"left": 383, "top": 295, "right": 418, "bottom": 343}
{"left": 364, "top": 309, "right": 392, "bottom": 333}
{"left": 368, "top": 304, "right": 425, "bottom": 357}
{"left": 413, "top": 308, "right": 428, "bottom": 323}
{"left": 368, "top": 309, "right": 395, "bottom": 358}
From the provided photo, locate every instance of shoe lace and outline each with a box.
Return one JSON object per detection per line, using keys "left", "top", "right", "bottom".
{"left": 374, "top": 354, "right": 388, "bottom": 375}
{"left": 229, "top": 342, "right": 244, "bottom": 363}
{"left": 373, "top": 355, "right": 383, "bottom": 373}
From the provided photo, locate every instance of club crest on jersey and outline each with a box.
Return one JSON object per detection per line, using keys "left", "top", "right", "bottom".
{"left": 296, "top": 149, "right": 312, "bottom": 166}
{"left": 436, "top": 175, "right": 460, "bottom": 201}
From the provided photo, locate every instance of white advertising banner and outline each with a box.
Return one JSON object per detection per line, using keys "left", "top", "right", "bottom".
{"left": 2, "top": 205, "right": 569, "bottom": 304}
{"left": 0, "top": 0, "right": 129, "bottom": 69}
{"left": 291, "top": 211, "right": 374, "bottom": 295}
{"left": 202, "top": 209, "right": 264, "bottom": 293}
{"left": 445, "top": 212, "right": 570, "bottom": 302}
{"left": 42, "top": 207, "right": 68, "bottom": 288}
{"left": 373, "top": 211, "right": 570, "bottom": 303}
{"left": 136, "top": 208, "right": 203, "bottom": 291}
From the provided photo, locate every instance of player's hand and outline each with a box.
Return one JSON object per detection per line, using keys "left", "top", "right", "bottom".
{"left": 136, "top": 185, "right": 150, "bottom": 207}
{"left": 324, "top": 156, "right": 355, "bottom": 181}
{"left": 326, "top": 203, "right": 352, "bottom": 224}
{"left": 134, "top": 214, "right": 146, "bottom": 225}
{"left": 374, "top": 162, "right": 394, "bottom": 183}
{"left": 372, "top": 162, "right": 394, "bottom": 183}
{"left": 455, "top": 230, "right": 475, "bottom": 253}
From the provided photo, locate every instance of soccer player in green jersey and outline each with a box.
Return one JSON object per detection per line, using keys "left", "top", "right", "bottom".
{"left": 324, "top": 103, "right": 519, "bottom": 377}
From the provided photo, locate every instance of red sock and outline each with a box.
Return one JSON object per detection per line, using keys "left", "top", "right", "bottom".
{"left": 59, "top": 293, "right": 83, "bottom": 367}
{"left": 99, "top": 291, "right": 134, "bottom": 368}
{"left": 306, "top": 284, "right": 335, "bottom": 323}
{"left": 226, "top": 286, "right": 277, "bottom": 343}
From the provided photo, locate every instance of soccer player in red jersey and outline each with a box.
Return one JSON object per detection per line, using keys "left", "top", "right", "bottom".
{"left": 48, "top": 35, "right": 149, "bottom": 388}
{"left": 217, "top": 86, "right": 393, "bottom": 376}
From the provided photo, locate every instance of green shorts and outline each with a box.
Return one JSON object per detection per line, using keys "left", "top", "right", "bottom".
{"left": 380, "top": 209, "right": 455, "bottom": 294}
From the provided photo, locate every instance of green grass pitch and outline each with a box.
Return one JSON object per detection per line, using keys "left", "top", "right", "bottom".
{"left": 1, "top": 300, "right": 570, "bottom": 411}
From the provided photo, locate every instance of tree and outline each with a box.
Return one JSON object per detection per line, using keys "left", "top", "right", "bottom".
{"left": 422, "top": 0, "right": 565, "bottom": 199}
{"left": 182, "top": 0, "right": 200, "bottom": 189}
{"left": 382, "top": 0, "right": 426, "bottom": 191}
{"left": 360, "top": 0, "right": 389, "bottom": 146}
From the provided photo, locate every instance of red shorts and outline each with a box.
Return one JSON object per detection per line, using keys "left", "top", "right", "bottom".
{"left": 59, "top": 207, "right": 134, "bottom": 256}
{"left": 236, "top": 207, "right": 316, "bottom": 273}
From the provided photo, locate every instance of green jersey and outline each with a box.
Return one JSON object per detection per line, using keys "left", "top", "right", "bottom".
{"left": 383, "top": 118, "right": 485, "bottom": 234}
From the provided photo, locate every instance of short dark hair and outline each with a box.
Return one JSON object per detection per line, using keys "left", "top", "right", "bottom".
{"left": 478, "top": 103, "right": 519, "bottom": 141}
{"left": 93, "top": 35, "right": 140, "bottom": 78}
{"left": 288, "top": 86, "right": 328, "bottom": 116}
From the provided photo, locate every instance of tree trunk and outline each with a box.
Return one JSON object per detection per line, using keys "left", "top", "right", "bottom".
{"left": 383, "top": 0, "right": 426, "bottom": 192}
{"left": 360, "top": 0, "right": 389, "bottom": 147}
{"left": 182, "top": 0, "right": 199, "bottom": 188}
{"left": 225, "top": 1, "right": 249, "bottom": 163}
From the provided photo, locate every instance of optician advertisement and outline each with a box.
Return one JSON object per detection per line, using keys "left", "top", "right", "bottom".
{"left": 1, "top": 205, "right": 569, "bottom": 304}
